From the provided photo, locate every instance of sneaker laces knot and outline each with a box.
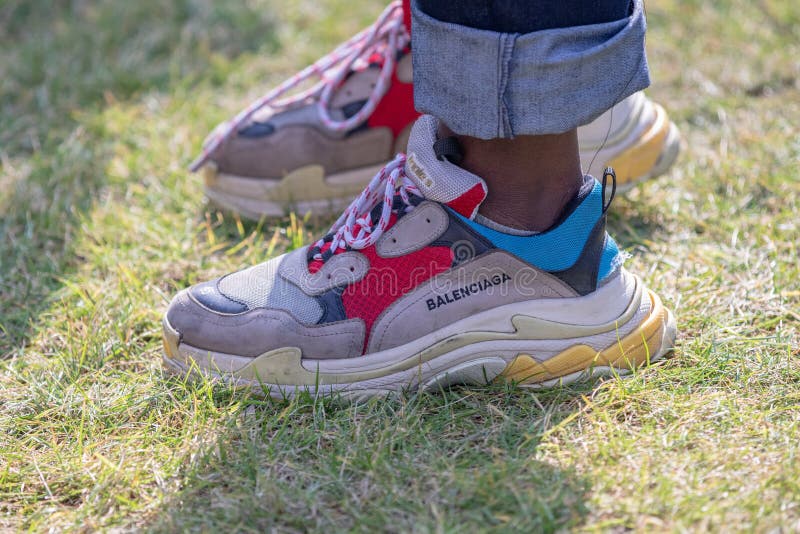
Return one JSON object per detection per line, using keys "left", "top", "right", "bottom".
{"left": 309, "top": 154, "right": 420, "bottom": 263}
{"left": 190, "top": 1, "right": 408, "bottom": 172}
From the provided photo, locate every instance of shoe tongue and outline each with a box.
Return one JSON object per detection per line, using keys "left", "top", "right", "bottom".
{"left": 403, "top": 115, "right": 488, "bottom": 219}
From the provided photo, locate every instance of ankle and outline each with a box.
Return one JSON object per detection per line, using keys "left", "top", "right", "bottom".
{"left": 477, "top": 176, "right": 584, "bottom": 232}
{"left": 443, "top": 126, "right": 584, "bottom": 232}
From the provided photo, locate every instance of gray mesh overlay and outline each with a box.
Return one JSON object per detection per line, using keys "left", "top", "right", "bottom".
{"left": 217, "top": 255, "right": 323, "bottom": 325}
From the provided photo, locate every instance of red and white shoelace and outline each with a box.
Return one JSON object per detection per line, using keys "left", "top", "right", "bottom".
{"left": 312, "top": 154, "right": 419, "bottom": 260}
{"left": 189, "top": 1, "right": 409, "bottom": 172}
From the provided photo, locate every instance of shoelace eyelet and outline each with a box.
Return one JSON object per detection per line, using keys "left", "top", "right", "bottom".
{"left": 310, "top": 154, "right": 419, "bottom": 265}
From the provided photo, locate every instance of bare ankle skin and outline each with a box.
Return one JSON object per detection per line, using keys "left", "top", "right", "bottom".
{"left": 440, "top": 124, "right": 584, "bottom": 232}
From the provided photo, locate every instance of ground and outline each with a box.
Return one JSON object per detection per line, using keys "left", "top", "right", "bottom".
{"left": 0, "top": 0, "right": 798, "bottom": 531}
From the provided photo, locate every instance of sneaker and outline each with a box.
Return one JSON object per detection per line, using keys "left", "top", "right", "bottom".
{"left": 190, "top": 3, "right": 680, "bottom": 218}
{"left": 578, "top": 91, "right": 681, "bottom": 193}
{"left": 164, "top": 115, "right": 677, "bottom": 399}
{"left": 191, "top": 2, "right": 418, "bottom": 219}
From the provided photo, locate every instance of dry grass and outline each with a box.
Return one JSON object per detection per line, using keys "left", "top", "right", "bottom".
{"left": 0, "top": 0, "right": 798, "bottom": 531}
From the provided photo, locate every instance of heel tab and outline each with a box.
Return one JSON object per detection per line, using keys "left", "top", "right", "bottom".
{"left": 601, "top": 167, "right": 617, "bottom": 214}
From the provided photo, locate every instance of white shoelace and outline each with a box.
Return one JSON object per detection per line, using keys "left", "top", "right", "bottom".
{"left": 311, "top": 154, "right": 419, "bottom": 261}
{"left": 189, "top": 1, "right": 408, "bottom": 172}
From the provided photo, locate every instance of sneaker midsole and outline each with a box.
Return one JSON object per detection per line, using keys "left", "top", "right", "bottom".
{"left": 162, "top": 271, "right": 675, "bottom": 391}
{"left": 203, "top": 162, "right": 384, "bottom": 217}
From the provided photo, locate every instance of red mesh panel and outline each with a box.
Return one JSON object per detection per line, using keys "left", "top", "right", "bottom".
{"left": 367, "top": 59, "right": 420, "bottom": 138}
{"left": 446, "top": 183, "right": 487, "bottom": 219}
{"left": 342, "top": 244, "right": 452, "bottom": 352}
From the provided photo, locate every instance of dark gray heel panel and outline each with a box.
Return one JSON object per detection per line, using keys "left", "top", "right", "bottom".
{"left": 550, "top": 215, "right": 607, "bottom": 296}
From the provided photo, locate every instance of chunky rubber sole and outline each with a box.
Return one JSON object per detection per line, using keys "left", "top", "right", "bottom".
{"left": 604, "top": 104, "right": 681, "bottom": 193}
{"left": 203, "top": 162, "right": 384, "bottom": 219}
{"left": 161, "top": 274, "right": 677, "bottom": 400}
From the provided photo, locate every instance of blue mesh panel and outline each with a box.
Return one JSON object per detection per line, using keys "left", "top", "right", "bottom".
{"left": 598, "top": 235, "right": 621, "bottom": 282}
{"left": 455, "top": 180, "right": 620, "bottom": 282}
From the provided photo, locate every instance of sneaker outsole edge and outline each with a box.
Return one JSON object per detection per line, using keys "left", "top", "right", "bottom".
{"left": 161, "top": 283, "right": 676, "bottom": 400}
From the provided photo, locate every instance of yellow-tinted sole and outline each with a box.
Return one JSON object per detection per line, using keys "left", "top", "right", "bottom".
{"left": 608, "top": 104, "right": 680, "bottom": 191}
{"left": 498, "top": 289, "right": 673, "bottom": 385}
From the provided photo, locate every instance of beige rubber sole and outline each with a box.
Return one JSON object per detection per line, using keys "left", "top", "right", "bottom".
{"left": 161, "top": 277, "right": 677, "bottom": 401}
{"left": 605, "top": 104, "right": 681, "bottom": 193}
{"left": 203, "top": 162, "right": 384, "bottom": 219}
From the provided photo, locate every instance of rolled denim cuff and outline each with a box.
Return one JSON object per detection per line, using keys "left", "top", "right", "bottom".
{"left": 411, "top": 0, "right": 651, "bottom": 139}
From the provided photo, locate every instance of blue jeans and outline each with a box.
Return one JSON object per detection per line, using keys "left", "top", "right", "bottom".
{"left": 411, "top": 0, "right": 650, "bottom": 139}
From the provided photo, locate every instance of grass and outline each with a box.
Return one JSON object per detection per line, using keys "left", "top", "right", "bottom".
{"left": 0, "top": 0, "right": 798, "bottom": 531}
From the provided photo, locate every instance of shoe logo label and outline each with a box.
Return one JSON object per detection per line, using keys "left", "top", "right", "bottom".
{"left": 426, "top": 272, "right": 511, "bottom": 311}
{"left": 406, "top": 153, "right": 433, "bottom": 188}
